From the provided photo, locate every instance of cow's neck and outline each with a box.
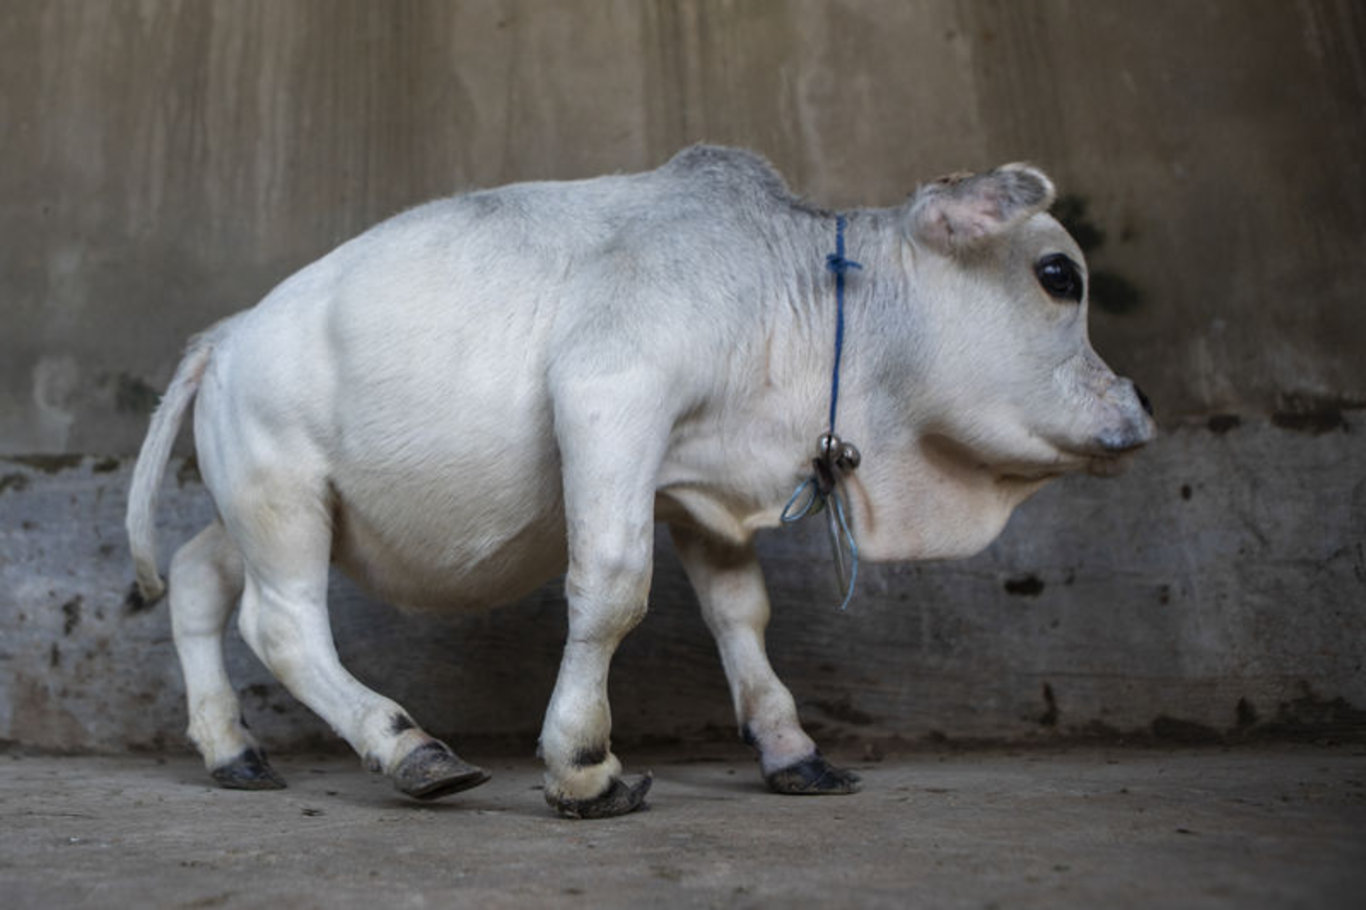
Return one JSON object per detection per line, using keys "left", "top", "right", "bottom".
{"left": 799, "top": 215, "right": 1051, "bottom": 563}
{"left": 837, "top": 424, "right": 1051, "bottom": 561}
{"left": 662, "top": 207, "right": 1046, "bottom": 561}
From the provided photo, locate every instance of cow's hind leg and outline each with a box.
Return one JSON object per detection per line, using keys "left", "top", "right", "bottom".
{"left": 671, "top": 525, "right": 861, "bottom": 795}
{"left": 169, "top": 520, "right": 284, "bottom": 789}
{"left": 225, "top": 484, "right": 489, "bottom": 800}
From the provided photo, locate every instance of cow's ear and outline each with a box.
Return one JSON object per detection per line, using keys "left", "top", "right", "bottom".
{"left": 905, "top": 164, "right": 1056, "bottom": 255}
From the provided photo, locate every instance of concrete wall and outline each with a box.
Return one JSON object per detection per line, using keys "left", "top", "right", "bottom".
{"left": 2, "top": 0, "right": 1363, "bottom": 754}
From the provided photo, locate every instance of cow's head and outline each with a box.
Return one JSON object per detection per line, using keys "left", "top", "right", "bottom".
{"left": 842, "top": 165, "right": 1154, "bottom": 560}
{"left": 902, "top": 164, "right": 1154, "bottom": 476}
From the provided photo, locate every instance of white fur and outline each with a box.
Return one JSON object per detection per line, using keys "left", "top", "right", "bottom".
{"left": 126, "top": 145, "right": 1153, "bottom": 798}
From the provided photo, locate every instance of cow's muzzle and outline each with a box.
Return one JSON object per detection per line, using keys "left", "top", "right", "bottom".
{"left": 1089, "top": 378, "right": 1156, "bottom": 468}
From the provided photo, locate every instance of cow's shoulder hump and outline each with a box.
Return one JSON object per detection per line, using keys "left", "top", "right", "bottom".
{"left": 657, "top": 145, "right": 825, "bottom": 216}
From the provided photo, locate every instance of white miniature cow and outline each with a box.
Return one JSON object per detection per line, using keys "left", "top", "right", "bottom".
{"left": 126, "top": 145, "right": 1153, "bottom": 818}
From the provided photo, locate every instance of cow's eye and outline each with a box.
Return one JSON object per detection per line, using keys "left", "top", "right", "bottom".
{"left": 1035, "top": 254, "right": 1084, "bottom": 302}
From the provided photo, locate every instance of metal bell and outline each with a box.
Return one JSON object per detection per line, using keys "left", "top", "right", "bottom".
{"left": 817, "top": 432, "right": 841, "bottom": 462}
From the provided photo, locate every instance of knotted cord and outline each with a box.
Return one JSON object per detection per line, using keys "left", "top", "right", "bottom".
{"left": 780, "top": 215, "right": 863, "bottom": 611}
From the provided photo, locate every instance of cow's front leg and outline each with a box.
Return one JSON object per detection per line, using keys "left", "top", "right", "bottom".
{"left": 671, "top": 525, "right": 861, "bottom": 795}
{"left": 540, "top": 380, "right": 666, "bottom": 818}
{"left": 539, "top": 564, "right": 653, "bottom": 818}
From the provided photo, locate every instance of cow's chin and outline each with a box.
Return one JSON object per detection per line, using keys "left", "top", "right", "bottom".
{"left": 1035, "top": 425, "right": 1151, "bottom": 479}
{"left": 995, "top": 447, "right": 1137, "bottom": 482}
{"left": 989, "top": 445, "right": 1096, "bottom": 482}
{"left": 921, "top": 427, "right": 1136, "bottom": 485}
{"left": 1022, "top": 442, "right": 1142, "bottom": 479}
{"left": 1085, "top": 451, "right": 1139, "bottom": 478}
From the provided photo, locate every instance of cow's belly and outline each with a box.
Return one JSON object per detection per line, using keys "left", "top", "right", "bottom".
{"left": 329, "top": 449, "right": 568, "bottom": 612}
{"left": 313, "top": 241, "right": 574, "bottom": 610}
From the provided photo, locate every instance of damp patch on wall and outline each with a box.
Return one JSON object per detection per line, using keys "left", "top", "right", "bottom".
{"left": 1051, "top": 194, "right": 1144, "bottom": 316}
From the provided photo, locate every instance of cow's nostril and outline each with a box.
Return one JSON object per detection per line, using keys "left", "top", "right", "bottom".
{"left": 1134, "top": 383, "right": 1154, "bottom": 417}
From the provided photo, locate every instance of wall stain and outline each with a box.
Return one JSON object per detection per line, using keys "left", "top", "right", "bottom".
{"left": 1257, "top": 687, "right": 1366, "bottom": 741}
{"left": 1271, "top": 393, "right": 1359, "bottom": 435}
{"left": 91, "top": 456, "right": 121, "bottom": 474}
{"left": 1051, "top": 194, "right": 1144, "bottom": 315}
{"left": 1059, "top": 692, "right": 1366, "bottom": 746}
{"left": 1038, "top": 682, "right": 1059, "bottom": 727}
{"left": 10, "top": 674, "right": 87, "bottom": 751}
{"left": 1051, "top": 195, "right": 1105, "bottom": 251}
{"left": 1207, "top": 414, "right": 1241, "bottom": 434}
{"left": 5, "top": 454, "right": 83, "bottom": 474}
{"left": 809, "top": 696, "right": 875, "bottom": 726}
{"left": 1004, "top": 574, "right": 1045, "bottom": 597}
{"left": 114, "top": 373, "right": 160, "bottom": 415}
{"left": 1150, "top": 715, "right": 1223, "bottom": 744}
{"left": 0, "top": 473, "right": 30, "bottom": 494}
{"left": 61, "top": 596, "right": 83, "bottom": 636}
{"left": 891, "top": 690, "right": 1366, "bottom": 751}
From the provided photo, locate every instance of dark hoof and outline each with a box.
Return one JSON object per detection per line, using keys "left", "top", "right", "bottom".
{"left": 548, "top": 773, "right": 653, "bottom": 820}
{"left": 211, "top": 748, "right": 287, "bottom": 790}
{"left": 393, "top": 742, "right": 491, "bottom": 801}
{"left": 766, "top": 753, "right": 861, "bottom": 795}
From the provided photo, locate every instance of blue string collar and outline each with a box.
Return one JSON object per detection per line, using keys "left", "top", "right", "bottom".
{"left": 781, "top": 215, "right": 863, "bottom": 611}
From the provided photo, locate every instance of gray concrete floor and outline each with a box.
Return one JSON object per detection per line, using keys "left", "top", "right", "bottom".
{"left": 2, "top": 744, "right": 1364, "bottom": 909}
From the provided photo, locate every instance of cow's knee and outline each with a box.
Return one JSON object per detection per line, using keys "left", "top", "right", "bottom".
{"left": 168, "top": 526, "right": 243, "bottom": 635}
{"left": 566, "top": 541, "right": 653, "bottom": 635}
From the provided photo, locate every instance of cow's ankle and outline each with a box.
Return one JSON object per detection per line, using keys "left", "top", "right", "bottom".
{"left": 210, "top": 746, "right": 287, "bottom": 790}
{"left": 543, "top": 749, "right": 624, "bottom": 804}
{"left": 765, "top": 752, "right": 862, "bottom": 795}
{"left": 742, "top": 722, "right": 820, "bottom": 777}
{"left": 547, "top": 772, "right": 652, "bottom": 819}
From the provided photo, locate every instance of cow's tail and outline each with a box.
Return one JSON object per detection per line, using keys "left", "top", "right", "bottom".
{"left": 125, "top": 333, "right": 215, "bottom": 606}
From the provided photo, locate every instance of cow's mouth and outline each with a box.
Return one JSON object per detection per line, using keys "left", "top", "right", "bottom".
{"left": 1037, "top": 434, "right": 1146, "bottom": 479}
{"left": 1053, "top": 418, "right": 1153, "bottom": 472}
